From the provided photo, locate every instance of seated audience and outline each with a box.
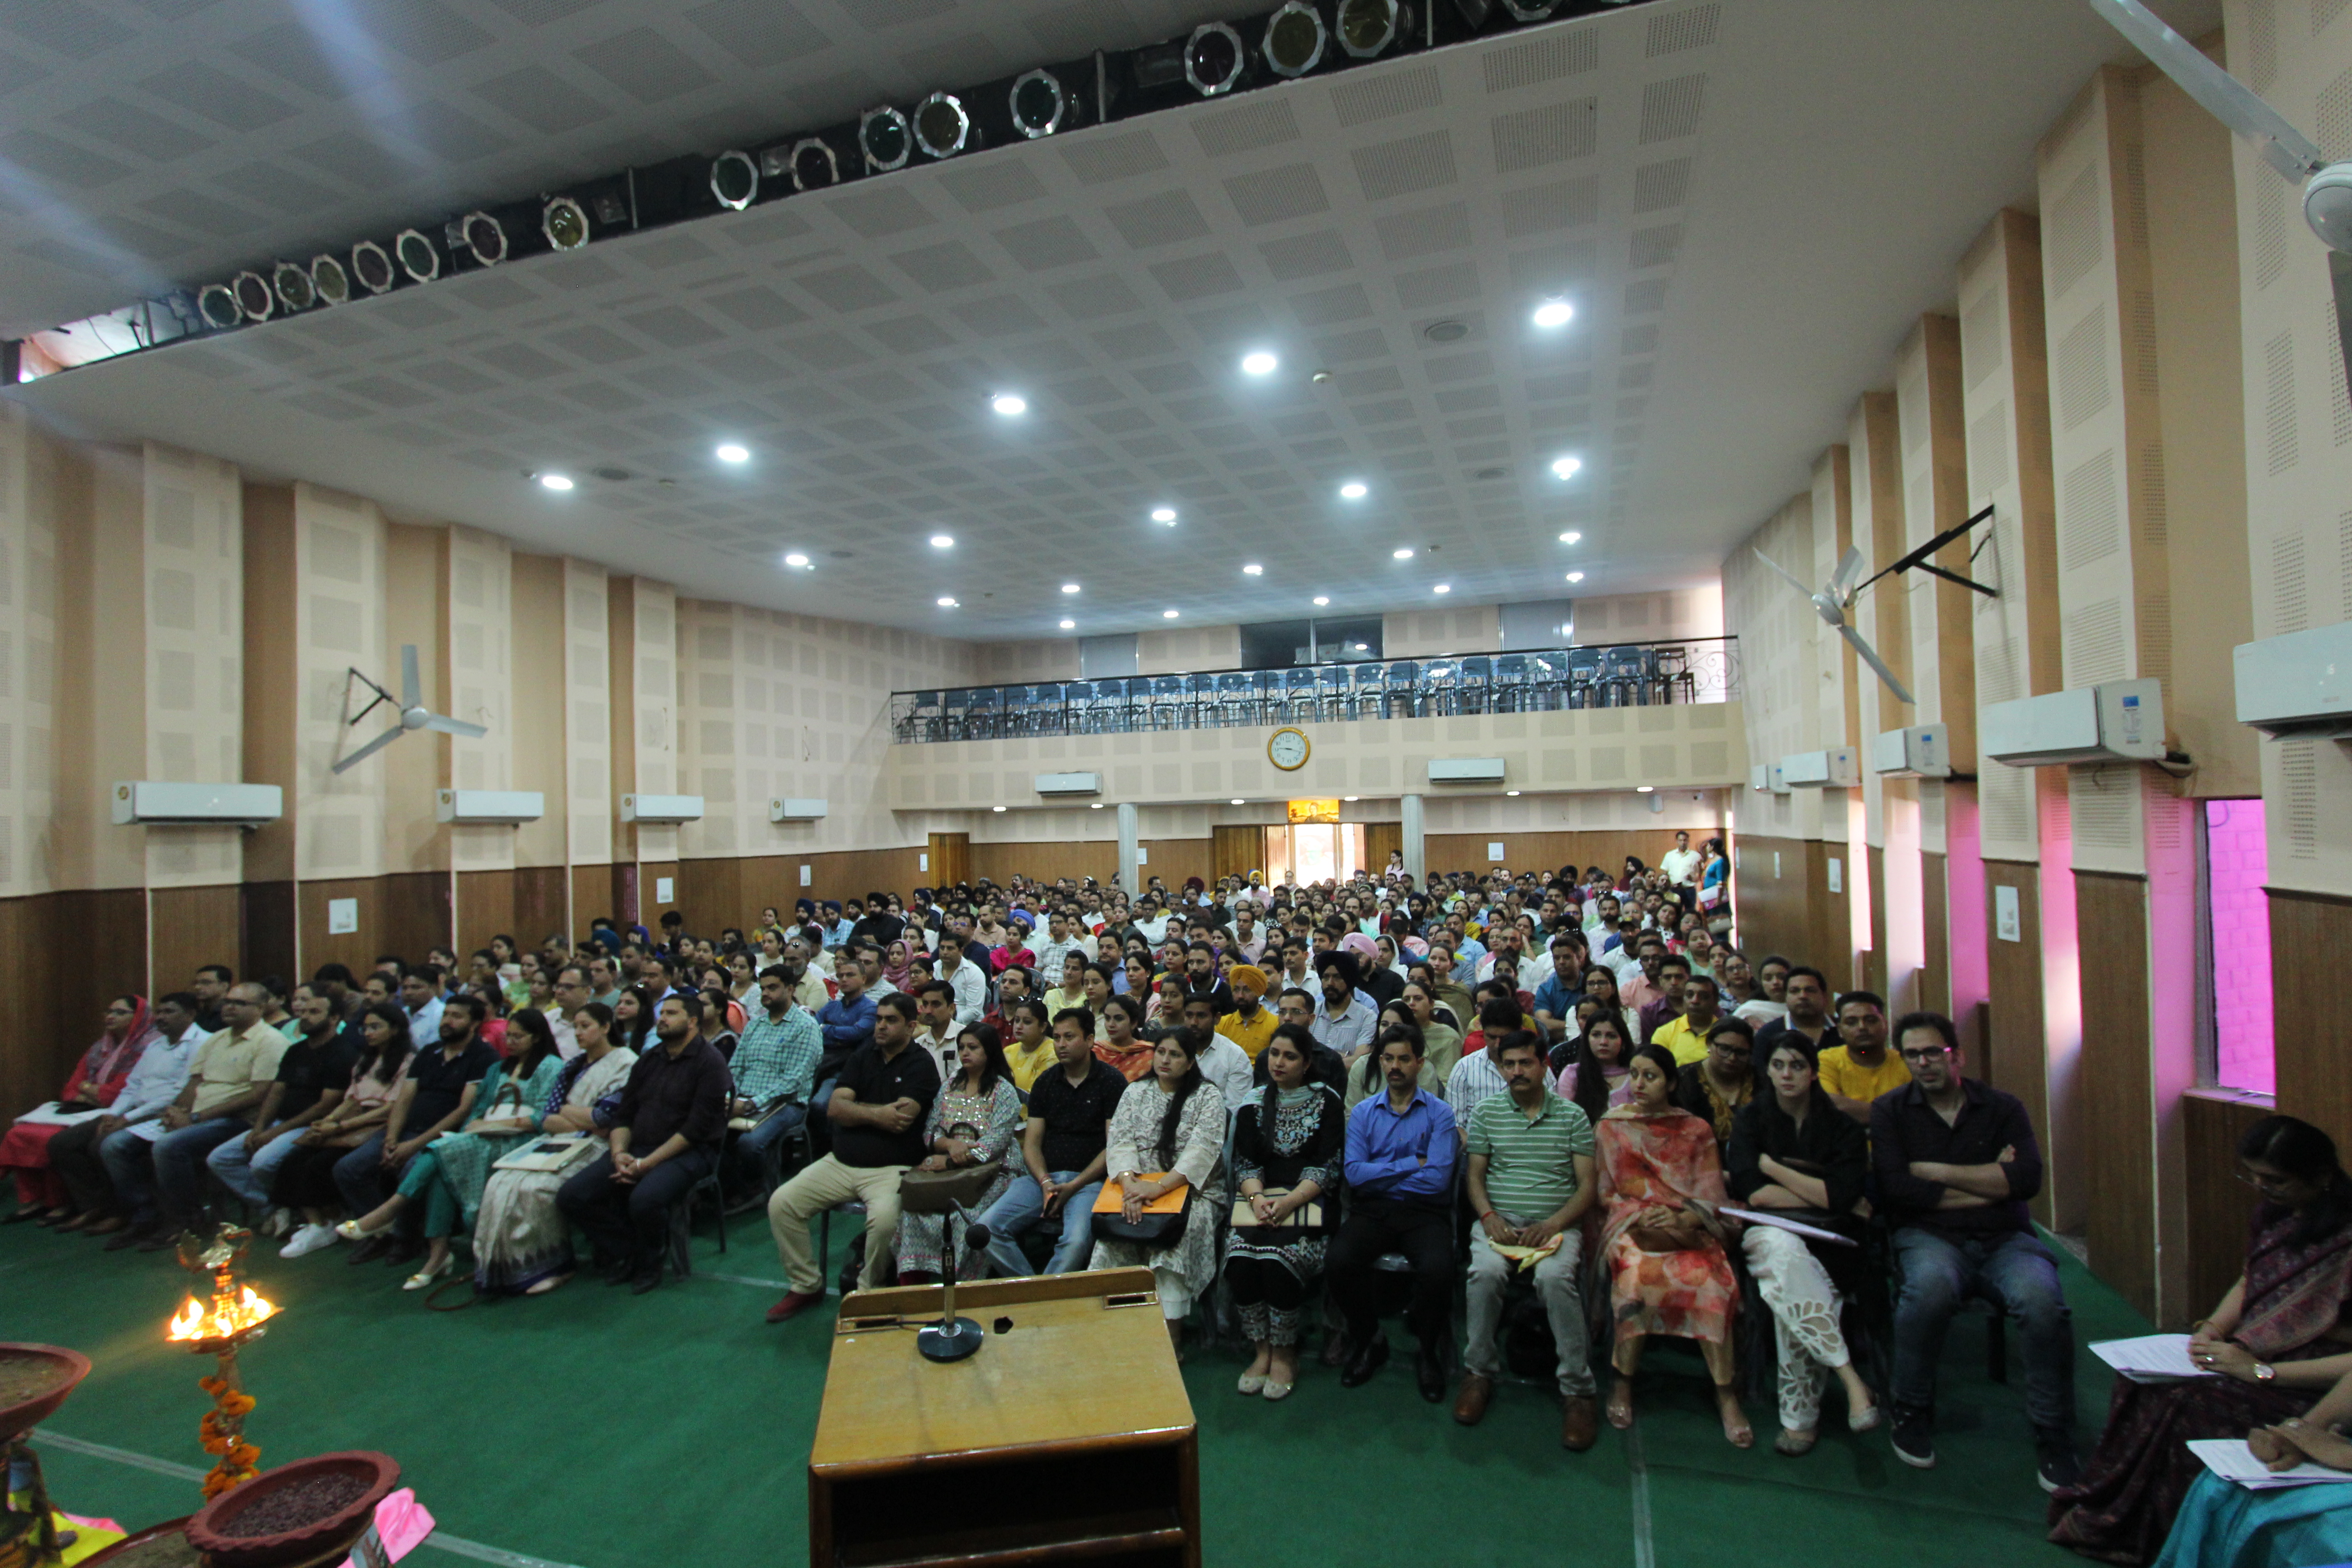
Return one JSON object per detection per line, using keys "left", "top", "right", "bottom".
{"left": 1328, "top": 1026, "right": 1460, "bottom": 1401}
{"left": 473, "top": 1003, "right": 638, "bottom": 1295}
{"left": 1457, "top": 1030, "right": 1601, "bottom": 1450}
{"left": 1217, "top": 965, "right": 1279, "bottom": 1063}
{"left": 338, "top": 994, "right": 499, "bottom": 1268}
{"left": 1598, "top": 1044, "right": 1749, "bottom": 1446}
{"left": 1445, "top": 995, "right": 1524, "bottom": 1124}
{"left": 1397, "top": 980, "right": 1463, "bottom": 1086}
{"left": 1872, "top": 1011, "right": 2076, "bottom": 1487}
{"left": 2050, "top": 1114, "right": 2352, "bottom": 1561}
{"left": 1672, "top": 1015, "right": 1757, "bottom": 1147}
{"left": 108, "top": 983, "right": 288, "bottom": 1252}
{"left": 1817, "top": 990, "right": 1907, "bottom": 1122}
{"left": 1089, "top": 1028, "right": 1228, "bottom": 1356}
{"left": 1310, "top": 952, "right": 1379, "bottom": 1063}
{"left": 1756, "top": 966, "right": 1838, "bottom": 1057}
{"left": 1649, "top": 971, "right": 1720, "bottom": 1066}
{"left": 894, "top": 1024, "right": 1024, "bottom": 1284}
{"left": 999, "top": 997, "right": 1058, "bottom": 1092}
{"left": 205, "top": 985, "right": 356, "bottom": 1231}
{"left": 2, "top": 995, "right": 160, "bottom": 1224}
{"left": 1174, "top": 993, "right": 1255, "bottom": 1111}
{"left": 1227, "top": 1025, "right": 1344, "bottom": 1402}
{"left": 1094, "top": 992, "right": 1155, "bottom": 1082}
{"left": 269, "top": 1003, "right": 414, "bottom": 1257}
{"left": 980, "top": 1007, "right": 1123, "bottom": 1278}
{"left": 766, "top": 993, "right": 941, "bottom": 1320}
{"left": 1725, "top": 1033, "right": 1878, "bottom": 1455}
{"left": 1553, "top": 1013, "right": 1633, "bottom": 1117}
{"left": 725, "top": 965, "right": 822, "bottom": 1198}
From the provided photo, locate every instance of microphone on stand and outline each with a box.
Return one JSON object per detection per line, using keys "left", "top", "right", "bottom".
{"left": 917, "top": 1217, "right": 989, "bottom": 1363}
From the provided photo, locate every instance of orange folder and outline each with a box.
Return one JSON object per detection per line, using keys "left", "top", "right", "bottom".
{"left": 1093, "top": 1174, "right": 1188, "bottom": 1214}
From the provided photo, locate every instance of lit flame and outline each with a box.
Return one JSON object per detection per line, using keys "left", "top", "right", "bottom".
{"left": 165, "top": 1284, "right": 277, "bottom": 1343}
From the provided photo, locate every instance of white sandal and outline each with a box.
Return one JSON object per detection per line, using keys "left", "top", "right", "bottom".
{"left": 401, "top": 1260, "right": 450, "bottom": 1292}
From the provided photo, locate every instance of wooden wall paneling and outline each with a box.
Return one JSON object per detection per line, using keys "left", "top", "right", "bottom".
{"left": 455, "top": 869, "right": 514, "bottom": 960}
{"left": 926, "top": 833, "right": 971, "bottom": 889}
{"left": 1140, "top": 839, "right": 1211, "bottom": 892}
{"left": 240, "top": 483, "right": 297, "bottom": 885}
{"left": 151, "top": 884, "right": 240, "bottom": 994}
{"left": 3, "top": 891, "right": 147, "bottom": 1119}
{"left": 2181, "top": 1091, "right": 2271, "bottom": 1326}
{"left": 382, "top": 871, "right": 452, "bottom": 962}
{"left": 240, "top": 881, "right": 296, "bottom": 990}
{"left": 675, "top": 857, "right": 743, "bottom": 939}
{"left": 731, "top": 855, "right": 803, "bottom": 925}
{"left": 572, "top": 872, "right": 612, "bottom": 951}
{"left": 0, "top": 896, "right": 44, "bottom": 1119}
{"left": 2269, "top": 890, "right": 2352, "bottom": 1147}
{"left": 1725, "top": 835, "right": 1830, "bottom": 968}
{"left": 299, "top": 878, "right": 378, "bottom": 977}
{"left": 1920, "top": 851, "right": 1950, "bottom": 1017}
{"left": 1363, "top": 823, "right": 1402, "bottom": 876}
{"left": 1421, "top": 830, "right": 1720, "bottom": 883}
{"left": 1864, "top": 845, "right": 1888, "bottom": 997}
{"left": 638, "top": 860, "right": 677, "bottom": 931}
{"left": 1981, "top": 860, "right": 2053, "bottom": 1227}
{"left": 2076, "top": 869, "right": 2156, "bottom": 1319}
{"left": 801, "top": 847, "right": 926, "bottom": 906}
{"left": 970, "top": 839, "right": 1119, "bottom": 888}
{"left": 511, "top": 866, "right": 571, "bottom": 948}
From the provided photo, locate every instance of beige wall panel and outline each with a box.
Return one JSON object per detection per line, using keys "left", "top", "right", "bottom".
{"left": 1722, "top": 487, "right": 1831, "bottom": 846}
{"left": 53, "top": 444, "right": 146, "bottom": 893}
{"left": 975, "top": 639, "right": 1081, "bottom": 684}
{"left": 1138, "top": 622, "right": 1241, "bottom": 675}
{"left": 1383, "top": 605, "right": 1501, "bottom": 659}
{"left": 292, "top": 484, "right": 387, "bottom": 883}
{"left": 508, "top": 552, "right": 567, "bottom": 869}
{"left": 1572, "top": 588, "right": 1724, "bottom": 644}
{"left": 140, "top": 443, "right": 244, "bottom": 891}
{"left": 0, "top": 402, "right": 55, "bottom": 898}
{"left": 562, "top": 559, "right": 610, "bottom": 867}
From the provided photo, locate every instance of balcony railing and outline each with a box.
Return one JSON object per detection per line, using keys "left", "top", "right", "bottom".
{"left": 889, "top": 637, "right": 1739, "bottom": 745}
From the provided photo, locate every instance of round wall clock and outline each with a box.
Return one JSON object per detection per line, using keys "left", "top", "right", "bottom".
{"left": 1268, "top": 727, "right": 1310, "bottom": 770}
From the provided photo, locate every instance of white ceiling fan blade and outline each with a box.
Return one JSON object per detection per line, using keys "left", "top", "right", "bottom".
{"left": 1838, "top": 624, "right": 1916, "bottom": 706}
{"left": 1751, "top": 547, "right": 1815, "bottom": 600}
{"left": 399, "top": 644, "right": 421, "bottom": 710}
{"left": 422, "top": 713, "right": 488, "bottom": 739}
{"left": 330, "top": 724, "right": 407, "bottom": 774}
{"left": 1828, "top": 545, "right": 1866, "bottom": 603}
{"left": 2086, "top": 0, "right": 2325, "bottom": 182}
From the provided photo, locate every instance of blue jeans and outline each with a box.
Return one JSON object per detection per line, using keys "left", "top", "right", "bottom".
{"left": 978, "top": 1171, "right": 1102, "bottom": 1278}
{"left": 110, "top": 1117, "right": 245, "bottom": 1230}
{"left": 331, "top": 1132, "right": 414, "bottom": 1236}
{"left": 206, "top": 1126, "right": 306, "bottom": 1211}
{"left": 1891, "top": 1225, "right": 2076, "bottom": 1431}
{"left": 728, "top": 1102, "right": 807, "bottom": 1194}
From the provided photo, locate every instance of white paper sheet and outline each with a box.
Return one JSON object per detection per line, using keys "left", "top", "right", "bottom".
{"left": 11, "top": 1102, "right": 107, "bottom": 1127}
{"left": 2090, "top": 1333, "right": 2218, "bottom": 1383}
{"left": 2188, "top": 1438, "right": 2352, "bottom": 1490}
{"left": 1721, "top": 1206, "right": 1859, "bottom": 1246}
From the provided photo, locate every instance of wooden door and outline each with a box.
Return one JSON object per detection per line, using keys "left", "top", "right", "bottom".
{"left": 929, "top": 832, "right": 972, "bottom": 888}
{"left": 1212, "top": 824, "right": 1260, "bottom": 883}
{"left": 1365, "top": 821, "right": 1402, "bottom": 874}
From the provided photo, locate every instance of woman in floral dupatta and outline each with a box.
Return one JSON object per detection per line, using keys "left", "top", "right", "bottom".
{"left": 1596, "top": 1044, "right": 1751, "bottom": 1446}
{"left": 471, "top": 1004, "right": 637, "bottom": 1298}
{"left": 2051, "top": 1116, "right": 2352, "bottom": 1564}
{"left": 2, "top": 996, "right": 158, "bottom": 1220}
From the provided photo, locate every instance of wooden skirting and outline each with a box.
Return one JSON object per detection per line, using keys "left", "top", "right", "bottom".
{"left": 1423, "top": 829, "right": 1711, "bottom": 885}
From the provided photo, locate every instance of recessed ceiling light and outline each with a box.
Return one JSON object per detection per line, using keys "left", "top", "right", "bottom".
{"left": 992, "top": 805, "right": 1007, "bottom": 812}
{"left": 1059, "top": 618, "right": 1075, "bottom": 629}
{"left": 1559, "top": 530, "right": 1582, "bottom": 544}
{"left": 930, "top": 534, "right": 954, "bottom": 548}
{"left": 1061, "top": 582, "right": 1080, "bottom": 593}
{"left": 937, "top": 596, "right": 958, "bottom": 607}
{"left": 1243, "top": 563, "right": 1264, "bottom": 575}
{"left": 1433, "top": 584, "right": 1451, "bottom": 594}
{"left": 715, "top": 443, "right": 750, "bottom": 464}
{"left": 1552, "top": 456, "right": 1583, "bottom": 479}
{"left": 1392, "top": 546, "right": 1413, "bottom": 559}
{"left": 1532, "top": 299, "right": 1574, "bottom": 328}
{"left": 1231, "top": 798, "right": 1244, "bottom": 805}
{"left": 1151, "top": 506, "right": 1177, "bottom": 523}
{"left": 538, "top": 473, "right": 574, "bottom": 492}
{"left": 1313, "top": 595, "right": 1330, "bottom": 606}
{"left": 1565, "top": 571, "right": 1585, "bottom": 583}
{"left": 1636, "top": 785, "right": 1655, "bottom": 794}
{"left": 991, "top": 393, "right": 1027, "bottom": 416}
{"left": 1241, "top": 351, "right": 1278, "bottom": 375}
{"left": 783, "top": 553, "right": 809, "bottom": 567}
{"left": 1089, "top": 802, "right": 1104, "bottom": 808}
{"left": 1162, "top": 608, "right": 1179, "bottom": 618}
{"left": 1506, "top": 789, "right": 1522, "bottom": 797}
{"left": 1339, "top": 481, "right": 1368, "bottom": 500}
{"left": 1343, "top": 795, "right": 1360, "bottom": 802}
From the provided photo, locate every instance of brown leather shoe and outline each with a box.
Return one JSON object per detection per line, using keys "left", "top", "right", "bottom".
{"left": 1452, "top": 1372, "right": 1494, "bottom": 1426}
{"left": 1562, "top": 1395, "right": 1600, "bottom": 1451}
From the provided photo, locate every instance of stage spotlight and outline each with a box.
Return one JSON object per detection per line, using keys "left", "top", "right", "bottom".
{"left": 196, "top": 283, "right": 240, "bottom": 330}
{"left": 1263, "top": 0, "right": 1328, "bottom": 77}
{"left": 1185, "top": 22, "right": 1245, "bottom": 94}
{"left": 860, "top": 107, "right": 912, "bottom": 172}
{"left": 395, "top": 228, "right": 441, "bottom": 283}
{"left": 351, "top": 240, "right": 396, "bottom": 294}
{"left": 272, "top": 260, "right": 315, "bottom": 313}
{"left": 1010, "top": 69, "right": 1068, "bottom": 137}
{"left": 231, "top": 270, "right": 274, "bottom": 322}
{"left": 456, "top": 211, "right": 506, "bottom": 268}
{"left": 542, "top": 196, "right": 590, "bottom": 252}
{"left": 787, "top": 137, "right": 839, "bottom": 191}
{"left": 914, "top": 93, "right": 973, "bottom": 159}
{"left": 710, "top": 149, "right": 758, "bottom": 210}
{"left": 1338, "top": 0, "right": 1409, "bottom": 58}
{"left": 309, "top": 254, "right": 349, "bottom": 306}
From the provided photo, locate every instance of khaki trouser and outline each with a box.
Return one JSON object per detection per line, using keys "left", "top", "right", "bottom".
{"left": 769, "top": 1154, "right": 910, "bottom": 1294}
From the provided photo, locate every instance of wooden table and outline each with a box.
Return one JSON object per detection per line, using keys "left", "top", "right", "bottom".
{"left": 808, "top": 1268, "right": 1199, "bottom": 1568}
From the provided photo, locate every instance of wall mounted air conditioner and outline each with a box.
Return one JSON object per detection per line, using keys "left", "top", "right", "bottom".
{"left": 2234, "top": 624, "right": 2352, "bottom": 740}
{"left": 1428, "top": 757, "right": 1506, "bottom": 784}
{"left": 436, "top": 789, "right": 544, "bottom": 825}
{"left": 1872, "top": 725, "right": 1951, "bottom": 779}
{"left": 1981, "top": 679, "right": 2166, "bottom": 766}
{"left": 112, "top": 781, "right": 282, "bottom": 827}
{"left": 1749, "top": 764, "right": 1770, "bottom": 792}
{"left": 769, "top": 798, "right": 828, "bottom": 821}
{"left": 1035, "top": 772, "right": 1102, "bottom": 797}
{"left": 1780, "top": 748, "right": 1859, "bottom": 789}
{"left": 620, "top": 793, "right": 704, "bottom": 823}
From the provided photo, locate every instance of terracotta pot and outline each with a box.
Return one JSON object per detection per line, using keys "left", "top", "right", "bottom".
{"left": 75, "top": 1517, "right": 194, "bottom": 1566}
{"left": 183, "top": 1452, "right": 399, "bottom": 1568}
{"left": 0, "top": 1343, "right": 91, "bottom": 1445}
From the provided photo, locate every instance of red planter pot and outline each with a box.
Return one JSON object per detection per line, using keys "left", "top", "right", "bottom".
{"left": 0, "top": 1342, "right": 92, "bottom": 1444}
{"left": 183, "top": 1451, "right": 401, "bottom": 1568}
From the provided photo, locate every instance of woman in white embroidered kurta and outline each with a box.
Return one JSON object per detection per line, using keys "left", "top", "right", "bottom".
{"left": 1089, "top": 1033, "right": 1226, "bottom": 1353}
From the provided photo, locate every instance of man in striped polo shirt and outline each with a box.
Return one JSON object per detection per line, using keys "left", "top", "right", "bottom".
{"left": 1455, "top": 1028, "right": 1601, "bottom": 1450}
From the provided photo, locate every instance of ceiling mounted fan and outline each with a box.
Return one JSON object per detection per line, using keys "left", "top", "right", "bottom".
{"left": 2087, "top": 0, "right": 2352, "bottom": 387}
{"left": 1752, "top": 544, "right": 1916, "bottom": 706}
{"left": 331, "top": 644, "right": 486, "bottom": 774}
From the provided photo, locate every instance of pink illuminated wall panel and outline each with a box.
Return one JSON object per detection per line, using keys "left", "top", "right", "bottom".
{"left": 2205, "top": 799, "right": 2274, "bottom": 1096}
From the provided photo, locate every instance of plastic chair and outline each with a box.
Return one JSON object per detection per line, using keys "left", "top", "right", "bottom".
{"left": 1215, "top": 671, "right": 1253, "bottom": 726}
{"left": 1147, "top": 674, "right": 1185, "bottom": 729}
{"left": 941, "top": 687, "right": 973, "bottom": 740}
{"left": 1651, "top": 645, "right": 1695, "bottom": 704}
{"left": 665, "top": 1157, "right": 730, "bottom": 1278}
{"left": 1315, "top": 665, "right": 1349, "bottom": 722}
{"left": 1351, "top": 663, "right": 1387, "bottom": 719}
{"left": 1385, "top": 660, "right": 1420, "bottom": 718}
{"left": 1525, "top": 652, "right": 1569, "bottom": 711}
{"left": 1566, "top": 648, "right": 1604, "bottom": 709}
{"left": 1419, "top": 660, "right": 1457, "bottom": 716}
{"left": 1602, "top": 647, "right": 1648, "bottom": 707}
{"left": 1457, "top": 656, "right": 1493, "bottom": 715}
{"left": 1182, "top": 672, "right": 1216, "bottom": 727}
{"left": 1282, "top": 667, "right": 1318, "bottom": 723}
{"left": 1250, "top": 669, "right": 1282, "bottom": 726}
{"left": 1493, "top": 654, "right": 1529, "bottom": 712}
{"left": 902, "top": 691, "right": 941, "bottom": 743}
{"left": 967, "top": 685, "right": 1003, "bottom": 738}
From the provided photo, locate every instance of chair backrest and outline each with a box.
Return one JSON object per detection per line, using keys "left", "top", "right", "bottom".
{"left": 1317, "top": 666, "right": 1347, "bottom": 691}
{"left": 1495, "top": 654, "right": 1528, "bottom": 680}
{"left": 970, "top": 686, "right": 1001, "bottom": 710}
{"left": 1151, "top": 675, "right": 1183, "bottom": 698}
{"left": 1031, "top": 683, "right": 1066, "bottom": 706}
{"left": 1126, "top": 677, "right": 1155, "bottom": 701}
{"left": 1284, "top": 667, "right": 1316, "bottom": 694}
{"left": 1387, "top": 660, "right": 1419, "bottom": 688}
{"left": 944, "top": 688, "right": 972, "bottom": 711}
{"left": 1459, "top": 656, "right": 1492, "bottom": 681}
{"left": 1355, "top": 663, "right": 1387, "bottom": 689}
{"left": 1184, "top": 673, "right": 1214, "bottom": 696}
{"left": 1567, "top": 647, "right": 1603, "bottom": 675}
{"left": 1254, "top": 669, "right": 1283, "bottom": 694}
{"left": 1604, "top": 646, "right": 1647, "bottom": 677}
{"left": 1216, "top": 672, "right": 1250, "bottom": 696}
{"left": 912, "top": 690, "right": 941, "bottom": 709}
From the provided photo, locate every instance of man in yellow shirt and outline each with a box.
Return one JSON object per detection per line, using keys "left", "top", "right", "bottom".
{"left": 1218, "top": 965, "right": 1279, "bottom": 1062}
{"left": 117, "top": 983, "right": 288, "bottom": 1251}
{"left": 1816, "top": 990, "right": 1910, "bottom": 1122}
{"left": 1649, "top": 975, "right": 1724, "bottom": 1067}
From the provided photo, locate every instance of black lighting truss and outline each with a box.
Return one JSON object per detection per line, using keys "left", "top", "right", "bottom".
{"left": 5, "top": 0, "right": 1646, "bottom": 377}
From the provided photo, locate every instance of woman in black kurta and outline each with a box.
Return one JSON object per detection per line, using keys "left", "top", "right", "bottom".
{"left": 1227, "top": 1024, "right": 1345, "bottom": 1402}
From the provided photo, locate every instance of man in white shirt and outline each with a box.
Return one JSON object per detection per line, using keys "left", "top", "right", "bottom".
{"left": 108, "top": 984, "right": 288, "bottom": 1250}
{"left": 934, "top": 931, "right": 987, "bottom": 1029}
{"left": 911, "top": 978, "right": 962, "bottom": 1083}
{"left": 1231, "top": 903, "right": 1266, "bottom": 964}
{"left": 50, "top": 993, "right": 205, "bottom": 1235}
{"left": 1659, "top": 829, "right": 1701, "bottom": 895}
{"left": 1175, "top": 995, "right": 1255, "bottom": 1110}
{"left": 399, "top": 966, "right": 446, "bottom": 1053}
{"left": 1032, "top": 910, "right": 1091, "bottom": 993}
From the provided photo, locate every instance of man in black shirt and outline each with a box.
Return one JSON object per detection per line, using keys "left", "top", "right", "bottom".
{"left": 1755, "top": 966, "right": 1839, "bottom": 1058}
{"left": 1175, "top": 942, "right": 1235, "bottom": 1016}
{"left": 764, "top": 992, "right": 941, "bottom": 1322}
{"left": 557, "top": 994, "right": 730, "bottom": 1294}
{"left": 338, "top": 993, "right": 498, "bottom": 1267}
{"left": 207, "top": 982, "right": 356, "bottom": 1237}
{"left": 978, "top": 1006, "right": 1124, "bottom": 1279}
{"left": 1871, "top": 1010, "right": 2077, "bottom": 1490}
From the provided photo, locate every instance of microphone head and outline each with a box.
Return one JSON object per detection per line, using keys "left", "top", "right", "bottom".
{"left": 964, "top": 1223, "right": 993, "bottom": 1249}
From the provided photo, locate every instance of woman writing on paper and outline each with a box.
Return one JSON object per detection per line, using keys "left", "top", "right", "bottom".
{"left": 1724, "top": 1034, "right": 1878, "bottom": 1455}
{"left": 2051, "top": 1114, "right": 2352, "bottom": 1563}
{"left": 1226, "top": 1025, "right": 1344, "bottom": 1401}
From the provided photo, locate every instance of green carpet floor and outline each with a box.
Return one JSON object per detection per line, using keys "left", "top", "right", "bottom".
{"left": 3, "top": 1216, "right": 2146, "bottom": 1567}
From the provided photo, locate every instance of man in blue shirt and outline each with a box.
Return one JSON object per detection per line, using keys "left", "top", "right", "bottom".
{"left": 809, "top": 962, "right": 877, "bottom": 1155}
{"left": 1530, "top": 935, "right": 1589, "bottom": 1044}
{"left": 1327, "top": 1029, "right": 1459, "bottom": 1401}
{"left": 725, "top": 965, "right": 821, "bottom": 1201}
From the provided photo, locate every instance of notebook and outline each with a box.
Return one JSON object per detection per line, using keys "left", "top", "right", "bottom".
{"left": 1093, "top": 1175, "right": 1188, "bottom": 1214}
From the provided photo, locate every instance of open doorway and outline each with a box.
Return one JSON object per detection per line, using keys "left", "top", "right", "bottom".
{"left": 1261, "top": 823, "right": 1365, "bottom": 885}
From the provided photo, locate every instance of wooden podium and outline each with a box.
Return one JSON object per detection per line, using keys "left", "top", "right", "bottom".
{"left": 807, "top": 1268, "right": 1200, "bottom": 1568}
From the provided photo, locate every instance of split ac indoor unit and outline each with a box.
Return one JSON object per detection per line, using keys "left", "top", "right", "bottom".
{"left": 1780, "top": 748, "right": 1859, "bottom": 789}
{"left": 1872, "top": 725, "right": 1951, "bottom": 779}
{"left": 769, "top": 798, "right": 828, "bottom": 821}
{"left": 112, "top": 781, "right": 283, "bottom": 827}
{"left": 436, "top": 789, "right": 544, "bottom": 824}
{"left": 1034, "top": 772, "right": 1103, "bottom": 797}
{"left": 2234, "top": 624, "right": 2352, "bottom": 740}
{"left": 620, "top": 793, "right": 704, "bottom": 823}
{"left": 1981, "top": 679, "right": 2165, "bottom": 766}
{"left": 1428, "top": 757, "right": 1507, "bottom": 784}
